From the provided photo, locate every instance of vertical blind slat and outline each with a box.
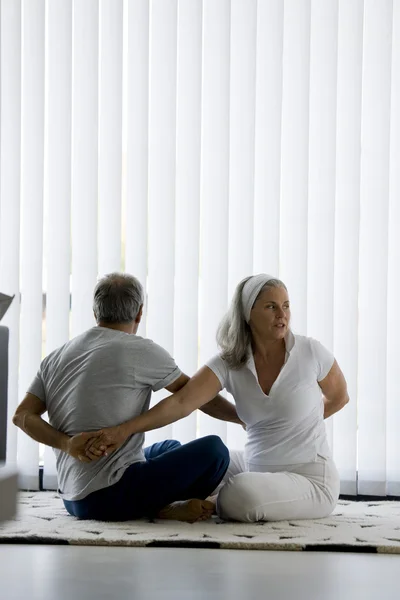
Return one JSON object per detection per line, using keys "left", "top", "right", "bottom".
{"left": 226, "top": 0, "right": 257, "bottom": 449}
{"left": 125, "top": 0, "right": 149, "bottom": 321}
{"left": 332, "top": 0, "right": 364, "bottom": 495}
{"left": 279, "top": 0, "right": 311, "bottom": 332}
{"left": 307, "top": 0, "right": 339, "bottom": 450}
{"left": 71, "top": 0, "right": 99, "bottom": 338}
{"left": 43, "top": 0, "right": 73, "bottom": 488}
{"left": 172, "top": 0, "right": 202, "bottom": 443}
{"left": 18, "top": 0, "right": 45, "bottom": 489}
{"left": 145, "top": 0, "right": 178, "bottom": 444}
{"left": 98, "top": 0, "right": 123, "bottom": 275}
{"left": 198, "top": 0, "right": 231, "bottom": 441}
{"left": 253, "top": 0, "right": 283, "bottom": 276}
{"left": 46, "top": 0, "right": 72, "bottom": 355}
{"left": 357, "top": 0, "right": 393, "bottom": 495}
{"left": 387, "top": 0, "right": 400, "bottom": 496}
{"left": 0, "top": 0, "right": 22, "bottom": 466}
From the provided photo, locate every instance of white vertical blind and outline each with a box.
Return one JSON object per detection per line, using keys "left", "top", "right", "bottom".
{"left": 227, "top": 0, "right": 257, "bottom": 298}
{"left": 43, "top": 0, "right": 73, "bottom": 490}
{"left": 71, "top": 0, "right": 99, "bottom": 338}
{"left": 332, "top": 0, "right": 364, "bottom": 495}
{"left": 280, "top": 0, "right": 311, "bottom": 333}
{"left": 357, "top": 0, "right": 393, "bottom": 496}
{"left": 387, "top": 0, "right": 400, "bottom": 496}
{"left": 173, "top": 0, "right": 202, "bottom": 444}
{"left": 198, "top": 0, "right": 230, "bottom": 441}
{"left": 46, "top": 0, "right": 72, "bottom": 367}
{"left": 1, "top": 0, "right": 399, "bottom": 496}
{"left": 253, "top": 0, "right": 283, "bottom": 276}
{"left": 145, "top": 0, "right": 178, "bottom": 444}
{"left": 226, "top": 0, "right": 257, "bottom": 449}
{"left": 0, "top": 0, "right": 21, "bottom": 467}
{"left": 18, "top": 0, "right": 45, "bottom": 489}
{"left": 307, "top": 0, "right": 338, "bottom": 450}
{"left": 98, "top": 0, "right": 123, "bottom": 275}
{"left": 125, "top": 0, "right": 149, "bottom": 314}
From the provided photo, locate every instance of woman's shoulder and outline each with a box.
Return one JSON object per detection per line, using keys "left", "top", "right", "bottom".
{"left": 205, "top": 353, "right": 231, "bottom": 388}
{"left": 291, "top": 333, "right": 328, "bottom": 358}
{"left": 206, "top": 352, "right": 227, "bottom": 370}
{"left": 291, "top": 332, "right": 312, "bottom": 348}
{"left": 292, "top": 334, "right": 334, "bottom": 371}
{"left": 292, "top": 333, "right": 322, "bottom": 347}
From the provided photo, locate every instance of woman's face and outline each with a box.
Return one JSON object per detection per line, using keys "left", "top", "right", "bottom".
{"left": 249, "top": 286, "right": 291, "bottom": 341}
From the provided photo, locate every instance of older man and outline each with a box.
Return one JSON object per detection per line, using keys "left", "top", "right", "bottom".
{"left": 13, "top": 273, "right": 240, "bottom": 522}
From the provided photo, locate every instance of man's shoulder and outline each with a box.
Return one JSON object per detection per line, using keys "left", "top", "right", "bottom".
{"left": 41, "top": 328, "right": 101, "bottom": 367}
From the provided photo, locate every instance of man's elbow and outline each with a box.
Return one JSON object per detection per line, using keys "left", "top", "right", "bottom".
{"left": 13, "top": 408, "right": 29, "bottom": 429}
{"left": 12, "top": 410, "right": 23, "bottom": 428}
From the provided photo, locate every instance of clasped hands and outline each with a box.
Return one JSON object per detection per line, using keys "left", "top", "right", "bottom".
{"left": 66, "top": 424, "right": 129, "bottom": 463}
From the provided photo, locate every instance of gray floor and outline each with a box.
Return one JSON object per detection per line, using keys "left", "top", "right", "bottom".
{"left": 1, "top": 545, "right": 398, "bottom": 600}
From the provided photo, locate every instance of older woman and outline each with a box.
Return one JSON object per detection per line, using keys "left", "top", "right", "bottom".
{"left": 87, "top": 274, "right": 349, "bottom": 522}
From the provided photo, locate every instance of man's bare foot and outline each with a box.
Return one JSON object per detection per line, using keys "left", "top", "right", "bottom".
{"left": 157, "top": 499, "right": 215, "bottom": 523}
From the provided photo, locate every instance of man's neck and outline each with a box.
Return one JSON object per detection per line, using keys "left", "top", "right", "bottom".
{"left": 97, "top": 322, "right": 136, "bottom": 334}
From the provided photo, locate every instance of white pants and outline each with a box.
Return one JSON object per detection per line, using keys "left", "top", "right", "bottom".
{"left": 216, "top": 451, "right": 340, "bottom": 523}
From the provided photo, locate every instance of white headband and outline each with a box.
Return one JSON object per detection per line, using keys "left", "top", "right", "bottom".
{"left": 242, "top": 274, "right": 275, "bottom": 323}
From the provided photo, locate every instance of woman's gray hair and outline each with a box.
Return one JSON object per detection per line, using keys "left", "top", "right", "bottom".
{"left": 93, "top": 272, "right": 144, "bottom": 324}
{"left": 216, "top": 276, "right": 287, "bottom": 369}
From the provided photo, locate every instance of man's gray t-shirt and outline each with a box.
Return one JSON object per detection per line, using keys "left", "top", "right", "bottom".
{"left": 27, "top": 327, "right": 181, "bottom": 501}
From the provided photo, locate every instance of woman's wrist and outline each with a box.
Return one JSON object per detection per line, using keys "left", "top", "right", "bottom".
{"left": 121, "top": 420, "right": 136, "bottom": 438}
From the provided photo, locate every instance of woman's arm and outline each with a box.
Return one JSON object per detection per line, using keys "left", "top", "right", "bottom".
{"left": 318, "top": 360, "right": 349, "bottom": 419}
{"left": 165, "top": 373, "right": 241, "bottom": 424}
{"left": 85, "top": 366, "right": 223, "bottom": 457}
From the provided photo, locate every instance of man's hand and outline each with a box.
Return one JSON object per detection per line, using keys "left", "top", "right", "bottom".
{"left": 84, "top": 425, "right": 130, "bottom": 460}
{"left": 66, "top": 432, "right": 105, "bottom": 463}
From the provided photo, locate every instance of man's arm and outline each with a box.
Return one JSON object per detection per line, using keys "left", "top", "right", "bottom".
{"left": 318, "top": 360, "right": 349, "bottom": 419}
{"left": 13, "top": 393, "right": 102, "bottom": 462}
{"left": 166, "top": 373, "right": 242, "bottom": 425}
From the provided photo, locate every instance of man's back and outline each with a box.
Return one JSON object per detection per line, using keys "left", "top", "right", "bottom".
{"left": 28, "top": 327, "right": 181, "bottom": 500}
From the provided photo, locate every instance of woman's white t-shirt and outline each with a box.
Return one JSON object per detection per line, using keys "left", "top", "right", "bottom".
{"left": 206, "top": 332, "right": 334, "bottom": 470}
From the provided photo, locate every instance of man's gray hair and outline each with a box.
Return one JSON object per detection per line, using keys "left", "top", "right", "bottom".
{"left": 216, "top": 276, "right": 287, "bottom": 369}
{"left": 93, "top": 273, "right": 144, "bottom": 324}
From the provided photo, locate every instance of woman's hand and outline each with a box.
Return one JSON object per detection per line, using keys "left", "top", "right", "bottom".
{"left": 66, "top": 432, "right": 104, "bottom": 463}
{"left": 84, "top": 424, "right": 130, "bottom": 460}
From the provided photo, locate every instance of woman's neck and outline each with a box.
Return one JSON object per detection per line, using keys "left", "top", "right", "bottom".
{"left": 251, "top": 333, "right": 286, "bottom": 361}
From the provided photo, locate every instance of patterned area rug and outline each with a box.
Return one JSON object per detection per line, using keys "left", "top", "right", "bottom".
{"left": 1, "top": 492, "right": 400, "bottom": 553}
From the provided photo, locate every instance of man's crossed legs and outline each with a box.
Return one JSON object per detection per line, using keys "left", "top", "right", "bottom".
{"left": 63, "top": 435, "right": 229, "bottom": 522}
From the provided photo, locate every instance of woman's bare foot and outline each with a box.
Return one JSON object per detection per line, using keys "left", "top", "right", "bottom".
{"left": 157, "top": 499, "right": 215, "bottom": 523}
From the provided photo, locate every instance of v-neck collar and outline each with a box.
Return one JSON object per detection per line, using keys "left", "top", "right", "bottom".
{"left": 246, "top": 330, "right": 295, "bottom": 397}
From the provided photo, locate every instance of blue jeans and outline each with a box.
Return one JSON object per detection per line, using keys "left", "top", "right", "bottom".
{"left": 63, "top": 435, "right": 229, "bottom": 521}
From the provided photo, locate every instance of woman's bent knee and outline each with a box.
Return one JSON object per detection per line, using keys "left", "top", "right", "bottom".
{"left": 217, "top": 473, "right": 260, "bottom": 522}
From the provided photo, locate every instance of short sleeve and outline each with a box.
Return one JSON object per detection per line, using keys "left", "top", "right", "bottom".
{"left": 309, "top": 338, "right": 335, "bottom": 382}
{"left": 27, "top": 368, "right": 46, "bottom": 403}
{"left": 205, "top": 354, "right": 228, "bottom": 390}
{"left": 135, "top": 340, "right": 182, "bottom": 391}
